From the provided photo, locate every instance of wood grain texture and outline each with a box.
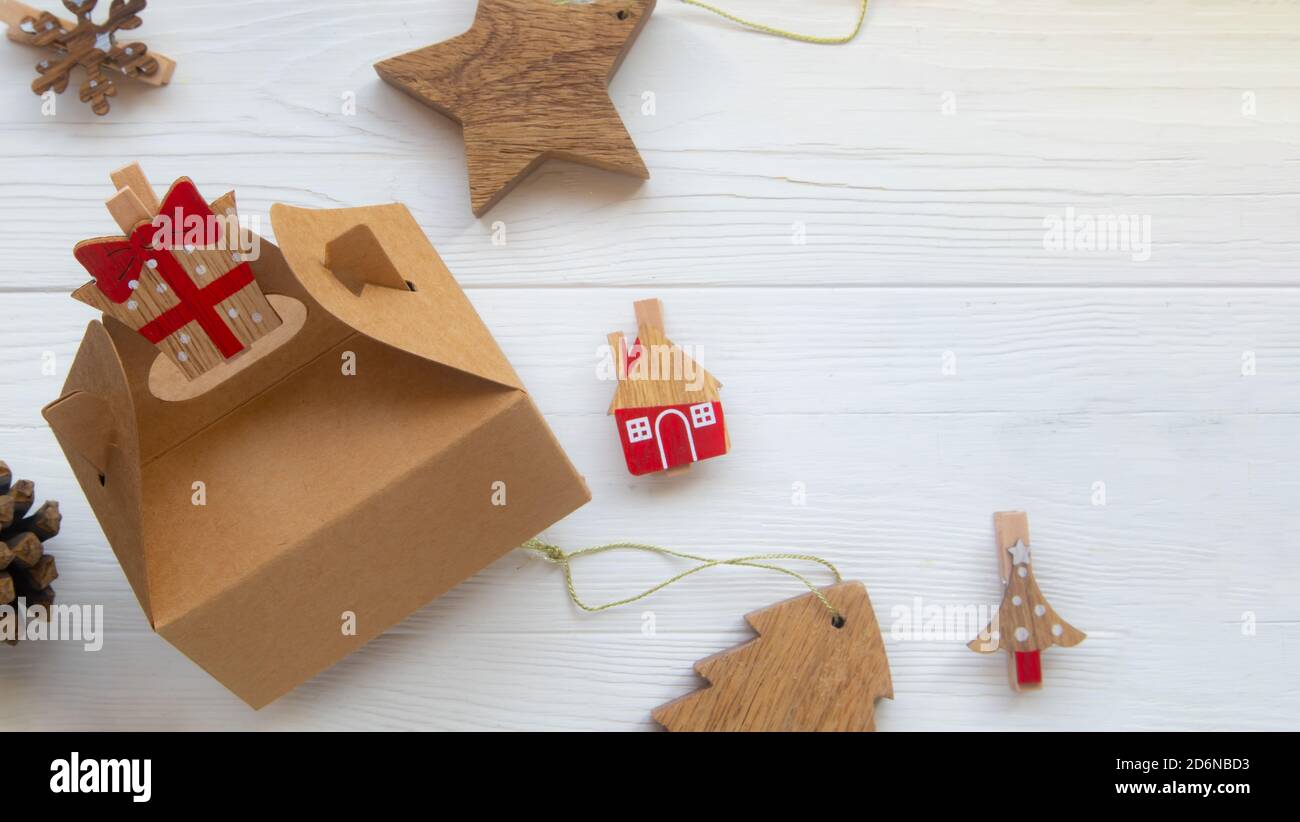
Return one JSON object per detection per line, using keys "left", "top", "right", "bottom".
{"left": 374, "top": 0, "right": 655, "bottom": 216}
{"left": 1, "top": 2, "right": 1297, "bottom": 288}
{"left": 653, "top": 581, "right": 892, "bottom": 731}
{"left": 0, "top": 0, "right": 1297, "bottom": 730}
{"left": 608, "top": 298, "right": 722, "bottom": 411}
{"left": 70, "top": 174, "right": 283, "bottom": 380}
{"left": 969, "top": 511, "right": 1085, "bottom": 691}
{"left": 1, "top": 0, "right": 172, "bottom": 115}
{"left": 109, "top": 161, "right": 160, "bottom": 214}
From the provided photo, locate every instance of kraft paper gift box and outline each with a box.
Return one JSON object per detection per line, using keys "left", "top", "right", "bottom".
{"left": 42, "top": 186, "right": 590, "bottom": 708}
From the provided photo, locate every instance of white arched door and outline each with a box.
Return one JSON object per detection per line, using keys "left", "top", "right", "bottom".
{"left": 653, "top": 408, "right": 698, "bottom": 470}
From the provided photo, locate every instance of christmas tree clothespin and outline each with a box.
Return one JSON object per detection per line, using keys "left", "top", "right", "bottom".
{"left": 969, "top": 511, "right": 1086, "bottom": 690}
{"left": 374, "top": 0, "right": 655, "bottom": 216}
{"left": 1, "top": 0, "right": 174, "bottom": 115}
{"left": 608, "top": 298, "right": 728, "bottom": 476}
{"left": 70, "top": 163, "right": 282, "bottom": 380}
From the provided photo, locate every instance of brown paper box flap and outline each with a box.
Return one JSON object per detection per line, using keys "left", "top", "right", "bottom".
{"left": 270, "top": 202, "right": 523, "bottom": 392}
{"left": 42, "top": 225, "right": 529, "bottom": 626}
{"left": 41, "top": 321, "right": 153, "bottom": 620}
{"left": 40, "top": 213, "right": 531, "bottom": 627}
{"left": 48, "top": 235, "right": 358, "bottom": 469}
{"left": 141, "top": 331, "right": 522, "bottom": 629}
{"left": 41, "top": 203, "right": 590, "bottom": 705}
{"left": 47, "top": 201, "right": 525, "bottom": 467}
{"left": 156, "top": 387, "right": 589, "bottom": 708}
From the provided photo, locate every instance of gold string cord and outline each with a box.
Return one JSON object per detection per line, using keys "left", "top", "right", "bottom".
{"left": 523, "top": 538, "right": 844, "bottom": 619}
{"left": 681, "top": 0, "right": 870, "bottom": 45}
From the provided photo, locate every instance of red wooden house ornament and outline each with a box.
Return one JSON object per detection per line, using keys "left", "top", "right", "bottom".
{"left": 607, "top": 299, "right": 728, "bottom": 476}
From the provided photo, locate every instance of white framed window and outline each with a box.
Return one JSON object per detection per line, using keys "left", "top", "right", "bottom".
{"left": 626, "top": 416, "right": 652, "bottom": 443}
{"left": 690, "top": 402, "right": 716, "bottom": 428}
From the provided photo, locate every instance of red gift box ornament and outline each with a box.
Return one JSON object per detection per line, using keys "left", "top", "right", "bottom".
{"left": 607, "top": 299, "right": 729, "bottom": 477}
{"left": 71, "top": 165, "right": 282, "bottom": 380}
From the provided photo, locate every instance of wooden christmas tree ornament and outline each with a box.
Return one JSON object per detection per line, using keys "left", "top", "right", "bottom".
{"left": 70, "top": 163, "right": 283, "bottom": 381}
{"left": 652, "top": 581, "right": 893, "bottom": 731}
{"left": 608, "top": 298, "right": 728, "bottom": 476}
{"left": 375, "top": 0, "right": 655, "bottom": 216}
{"left": 0, "top": 460, "right": 61, "bottom": 644}
{"left": 1, "top": 0, "right": 175, "bottom": 115}
{"left": 968, "top": 511, "right": 1086, "bottom": 690}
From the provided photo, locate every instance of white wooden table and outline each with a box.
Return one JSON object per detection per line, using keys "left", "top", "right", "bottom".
{"left": 1, "top": 0, "right": 1297, "bottom": 731}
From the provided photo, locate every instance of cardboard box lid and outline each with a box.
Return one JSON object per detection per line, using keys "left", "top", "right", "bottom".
{"left": 41, "top": 202, "right": 574, "bottom": 632}
{"left": 270, "top": 202, "right": 523, "bottom": 394}
{"left": 48, "top": 201, "right": 526, "bottom": 470}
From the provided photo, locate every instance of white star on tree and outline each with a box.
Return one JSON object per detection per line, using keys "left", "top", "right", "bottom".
{"left": 1007, "top": 539, "right": 1031, "bottom": 566}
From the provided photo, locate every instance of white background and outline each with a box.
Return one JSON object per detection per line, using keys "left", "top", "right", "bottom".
{"left": 1, "top": 0, "right": 1297, "bottom": 730}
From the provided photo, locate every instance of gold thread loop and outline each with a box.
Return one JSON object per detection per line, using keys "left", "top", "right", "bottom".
{"left": 522, "top": 538, "right": 843, "bottom": 618}
{"left": 680, "top": 0, "right": 870, "bottom": 45}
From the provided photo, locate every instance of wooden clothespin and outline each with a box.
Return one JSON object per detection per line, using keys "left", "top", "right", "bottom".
{"left": 968, "top": 511, "right": 1086, "bottom": 690}
{"left": 1, "top": 0, "right": 175, "bottom": 115}
{"left": 607, "top": 299, "right": 728, "bottom": 477}
{"left": 70, "top": 162, "right": 282, "bottom": 381}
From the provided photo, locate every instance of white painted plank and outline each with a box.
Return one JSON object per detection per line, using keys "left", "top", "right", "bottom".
{"left": 3, "top": 288, "right": 1297, "bottom": 426}
{"left": 0, "top": 406, "right": 1295, "bottom": 729}
{"left": 0, "top": 1, "right": 1296, "bottom": 289}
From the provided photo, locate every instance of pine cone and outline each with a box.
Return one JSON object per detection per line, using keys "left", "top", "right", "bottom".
{"left": 1, "top": 461, "right": 60, "bottom": 644}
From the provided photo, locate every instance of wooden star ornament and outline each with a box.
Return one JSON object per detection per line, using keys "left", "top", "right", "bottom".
{"left": 375, "top": 0, "right": 655, "bottom": 216}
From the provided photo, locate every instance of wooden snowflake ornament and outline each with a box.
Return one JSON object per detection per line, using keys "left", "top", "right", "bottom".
{"left": 1, "top": 0, "right": 175, "bottom": 115}
{"left": 969, "top": 511, "right": 1086, "bottom": 690}
{"left": 375, "top": 0, "right": 655, "bottom": 216}
{"left": 70, "top": 163, "right": 282, "bottom": 380}
{"left": 653, "top": 582, "right": 893, "bottom": 732}
{"left": 608, "top": 299, "right": 728, "bottom": 476}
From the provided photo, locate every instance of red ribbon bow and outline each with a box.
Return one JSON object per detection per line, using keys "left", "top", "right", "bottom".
{"left": 73, "top": 179, "right": 254, "bottom": 359}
